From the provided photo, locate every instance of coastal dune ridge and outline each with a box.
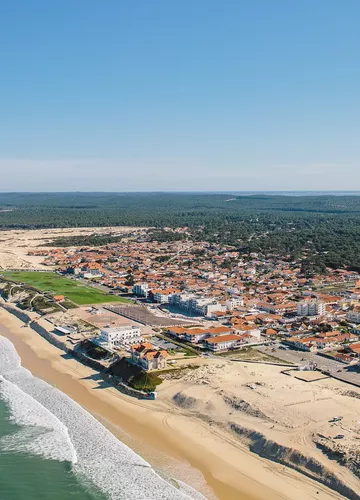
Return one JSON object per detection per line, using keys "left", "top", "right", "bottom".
{"left": 0, "top": 336, "right": 205, "bottom": 500}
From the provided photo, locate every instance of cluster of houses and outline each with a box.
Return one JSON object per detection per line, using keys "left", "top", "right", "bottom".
{"left": 35, "top": 229, "right": 360, "bottom": 365}
{"left": 167, "top": 325, "right": 260, "bottom": 352}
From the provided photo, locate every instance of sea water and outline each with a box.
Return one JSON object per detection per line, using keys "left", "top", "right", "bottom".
{"left": 0, "top": 336, "right": 205, "bottom": 500}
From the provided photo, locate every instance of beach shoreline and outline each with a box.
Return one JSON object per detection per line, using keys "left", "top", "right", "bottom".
{"left": 0, "top": 306, "right": 351, "bottom": 500}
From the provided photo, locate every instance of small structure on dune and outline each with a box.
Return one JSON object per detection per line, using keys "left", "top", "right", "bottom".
{"left": 298, "top": 361, "right": 317, "bottom": 371}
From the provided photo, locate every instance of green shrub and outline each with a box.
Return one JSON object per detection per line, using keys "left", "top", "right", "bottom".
{"left": 128, "top": 372, "right": 162, "bottom": 392}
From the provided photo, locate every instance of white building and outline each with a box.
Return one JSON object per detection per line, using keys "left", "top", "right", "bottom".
{"left": 189, "top": 297, "right": 225, "bottom": 316}
{"left": 153, "top": 291, "right": 171, "bottom": 304}
{"left": 169, "top": 293, "right": 194, "bottom": 310}
{"left": 297, "top": 300, "right": 325, "bottom": 317}
{"left": 169, "top": 293, "right": 225, "bottom": 316}
{"left": 347, "top": 309, "right": 360, "bottom": 324}
{"left": 226, "top": 297, "right": 244, "bottom": 310}
{"left": 132, "top": 282, "right": 149, "bottom": 298}
{"left": 204, "top": 334, "right": 242, "bottom": 352}
{"left": 97, "top": 326, "right": 143, "bottom": 348}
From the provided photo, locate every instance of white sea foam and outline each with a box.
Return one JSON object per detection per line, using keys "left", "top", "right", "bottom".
{"left": 0, "top": 376, "right": 77, "bottom": 463}
{"left": 0, "top": 336, "right": 206, "bottom": 499}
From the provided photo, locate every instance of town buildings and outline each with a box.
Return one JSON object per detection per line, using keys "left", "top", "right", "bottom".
{"left": 204, "top": 334, "right": 243, "bottom": 352}
{"left": 297, "top": 300, "right": 326, "bottom": 317}
{"left": 347, "top": 307, "right": 360, "bottom": 324}
{"left": 132, "top": 282, "right": 149, "bottom": 298}
{"left": 40, "top": 228, "right": 360, "bottom": 356}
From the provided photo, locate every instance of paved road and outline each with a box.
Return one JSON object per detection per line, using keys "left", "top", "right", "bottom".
{"left": 255, "top": 343, "right": 360, "bottom": 387}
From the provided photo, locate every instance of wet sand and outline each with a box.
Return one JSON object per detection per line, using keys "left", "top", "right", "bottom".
{"left": 0, "top": 307, "right": 346, "bottom": 500}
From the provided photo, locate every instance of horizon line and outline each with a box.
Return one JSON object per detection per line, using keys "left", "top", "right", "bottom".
{"left": 1, "top": 190, "right": 360, "bottom": 195}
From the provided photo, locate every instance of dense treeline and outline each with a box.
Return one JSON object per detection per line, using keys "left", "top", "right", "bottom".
{"left": 1, "top": 193, "right": 360, "bottom": 272}
{"left": 46, "top": 233, "right": 126, "bottom": 247}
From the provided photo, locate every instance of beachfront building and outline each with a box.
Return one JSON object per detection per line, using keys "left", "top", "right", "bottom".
{"left": 152, "top": 290, "right": 172, "bottom": 304}
{"left": 131, "top": 343, "right": 168, "bottom": 371}
{"left": 168, "top": 326, "right": 236, "bottom": 344}
{"left": 132, "top": 282, "right": 149, "bottom": 298}
{"left": 235, "top": 325, "right": 261, "bottom": 338}
{"left": 97, "top": 325, "right": 143, "bottom": 348}
{"left": 204, "top": 334, "right": 242, "bottom": 352}
{"left": 297, "top": 300, "right": 325, "bottom": 317}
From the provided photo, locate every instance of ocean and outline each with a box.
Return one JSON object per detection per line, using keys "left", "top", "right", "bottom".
{"left": 0, "top": 399, "right": 102, "bottom": 500}
{"left": 0, "top": 336, "right": 205, "bottom": 500}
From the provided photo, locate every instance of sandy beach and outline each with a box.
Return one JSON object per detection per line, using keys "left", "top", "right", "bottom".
{"left": 0, "top": 307, "right": 358, "bottom": 500}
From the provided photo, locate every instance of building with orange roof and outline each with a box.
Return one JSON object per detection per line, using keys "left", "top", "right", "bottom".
{"left": 204, "top": 334, "right": 243, "bottom": 352}
{"left": 53, "top": 295, "right": 65, "bottom": 302}
{"left": 131, "top": 343, "right": 168, "bottom": 371}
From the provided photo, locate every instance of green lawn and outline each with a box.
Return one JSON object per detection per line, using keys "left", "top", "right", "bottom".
{"left": 2, "top": 271, "right": 130, "bottom": 306}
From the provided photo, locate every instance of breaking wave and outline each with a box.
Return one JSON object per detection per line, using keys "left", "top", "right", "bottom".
{"left": 0, "top": 336, "right": 205, "bottom": 500}
{"left": 0, "top": 375, "right": 77, "bottom": 463}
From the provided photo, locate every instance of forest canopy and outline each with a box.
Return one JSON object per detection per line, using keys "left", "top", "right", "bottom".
{"left": 1, "top": 192, "right": 360, "bottom": 272}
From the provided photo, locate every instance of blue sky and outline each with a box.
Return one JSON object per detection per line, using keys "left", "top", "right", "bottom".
{"left": 0, "top": 0, "right": 359, "bottom": 191}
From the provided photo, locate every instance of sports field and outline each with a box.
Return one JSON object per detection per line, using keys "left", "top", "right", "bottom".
{"left": 2, "top": 271, "right": 129, "bottom": 306}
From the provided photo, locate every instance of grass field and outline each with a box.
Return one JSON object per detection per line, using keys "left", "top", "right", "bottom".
{"left": 1, "top": 271, "right": 130, "bottom": 306}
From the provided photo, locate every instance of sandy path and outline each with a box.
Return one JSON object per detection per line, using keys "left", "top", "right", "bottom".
{"left": 0, "top": 307, "right": 351, "bottom": 500}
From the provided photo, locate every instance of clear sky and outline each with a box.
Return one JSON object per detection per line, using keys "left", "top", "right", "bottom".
{"left": 0, "top": 0, "right": 359, "bottom": 191}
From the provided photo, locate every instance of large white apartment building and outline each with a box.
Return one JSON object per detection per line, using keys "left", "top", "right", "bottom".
{"left": 169, "top": 293, "right": 195, "bottom": 309}
{"left": 97, "top": 326, "right": 143, "bottom": 348}
{"left": 153, "top": 291, "right": 171, "bottom": 304}
{"left": 186, "top": 297, "right": 224, "bottom": 316}
{"left": 169, "top": 293, "right": 225, "bottom": 316}
{"left": 132, "top": 282, "right": 149, "bottom": 298}
{"left": 297, "top": 300, "right": 325, "bottom": 317}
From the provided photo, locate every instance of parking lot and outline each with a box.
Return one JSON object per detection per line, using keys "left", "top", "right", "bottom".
{"left": 106, "top": 304, "right": 189, "bottom": 327}
{"left": 151, "top": 336, "right": 182, "bottom": 351}
{"left": 254, "top": 343, "right": 360, "bottom": 387}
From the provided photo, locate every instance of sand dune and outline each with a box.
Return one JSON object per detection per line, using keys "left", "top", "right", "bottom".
{"left": 0, "top": 227, "right": 142, "bottom": 270}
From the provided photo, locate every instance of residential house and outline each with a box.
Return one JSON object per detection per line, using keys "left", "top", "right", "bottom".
{"left": 131, "top": 343, "right": 168, "bottom": 371}
{"left": 204, "top": 334, "right": 242, "bottom": 352}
